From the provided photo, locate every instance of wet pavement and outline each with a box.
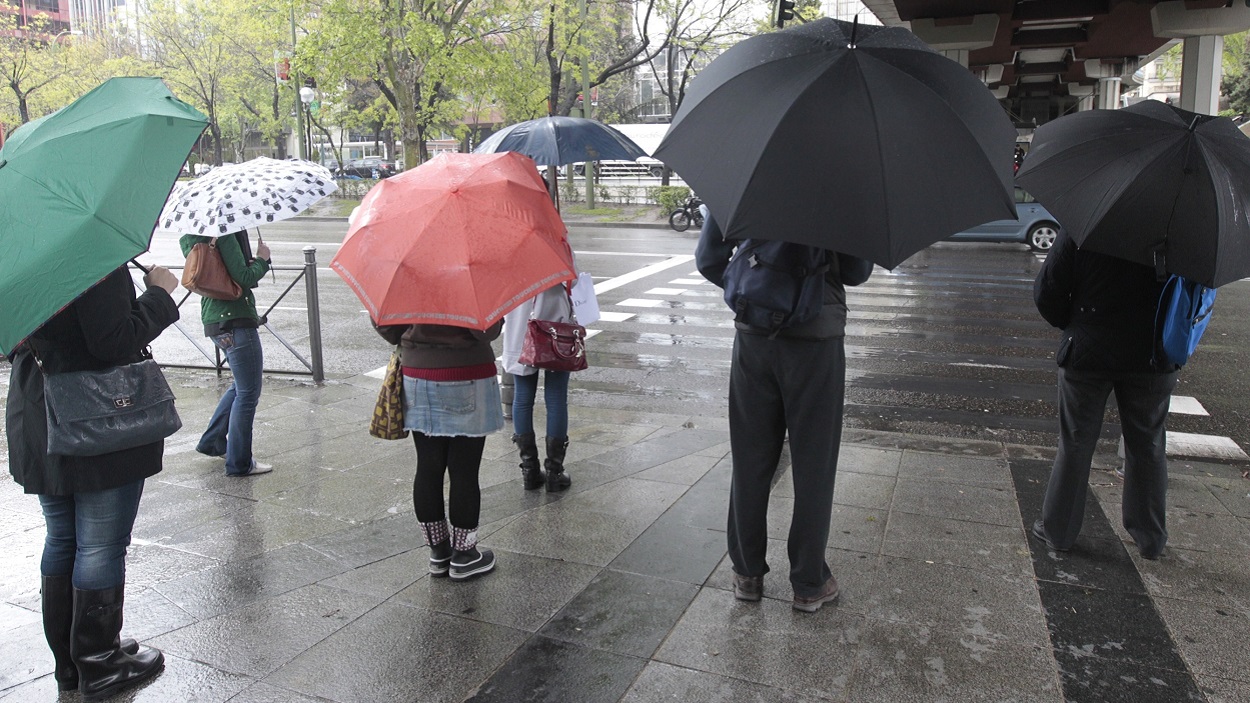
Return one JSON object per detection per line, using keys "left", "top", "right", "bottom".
{"left": 1, "top": 227, "right": 1249, "bottom": 702}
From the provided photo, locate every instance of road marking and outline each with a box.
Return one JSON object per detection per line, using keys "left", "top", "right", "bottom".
{"left": 597, "top": 311, "right": 635, "bottom": 322}
{"left": 365, "top": 366, "right": 387, "bottom": 379}
{"left": 617, "top": 298, "right": 666, "bottom": 308}
{"left": 1169, "top": 395, "right": 1208, "bottom": 416}
{"left": 574, "top": 251, "right": 671, "bottom": 258}
{"left": 670, "top": 278, "right": 707, "bottom": 285}
{"left": 585, "top": 329, "right": 603, "bottom": 339}
{"left": 1166, "top": 431, "right": 1248, "bottom": 460}
{"left": 593, "top": 255, "right": 695, "bottom": 294}
{"left": 950, "top": 362, "right": 1014, "bottom": 370}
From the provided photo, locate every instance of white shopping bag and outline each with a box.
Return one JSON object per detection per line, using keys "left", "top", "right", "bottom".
{"left": 570, "top": 272, "right": 600, "bottom": 325}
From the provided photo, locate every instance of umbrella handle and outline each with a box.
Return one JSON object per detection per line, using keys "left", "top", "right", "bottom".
{"left": 129, "top": 258, "right": 151, "bottom": 274}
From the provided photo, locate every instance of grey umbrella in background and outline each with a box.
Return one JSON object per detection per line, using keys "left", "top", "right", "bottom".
{"left": 654, "top": 17, "right": 1017, "bottom": 269}
{"left": 1017, "top": 100, "right": 1250, "bottom": 288}
{"left": 473, "top": 116, "right": 649, "bottom": 206}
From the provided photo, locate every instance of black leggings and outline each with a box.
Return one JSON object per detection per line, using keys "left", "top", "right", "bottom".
{"left": 411, "top": 433, "right": 485, "bottom": 529}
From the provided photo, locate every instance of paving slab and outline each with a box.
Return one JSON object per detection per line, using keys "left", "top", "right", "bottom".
{"left": 2, "top": 368, "right": 1248, "bottom": 702}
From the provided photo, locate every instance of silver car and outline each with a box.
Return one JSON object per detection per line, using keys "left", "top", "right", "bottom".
{"left": 949, "top": 187, "right": 1061, "bottom": 252}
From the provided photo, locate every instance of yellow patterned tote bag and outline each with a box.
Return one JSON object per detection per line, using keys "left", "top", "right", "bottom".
{"left": 369, "top": 350, "right": 408, "bottom": 440}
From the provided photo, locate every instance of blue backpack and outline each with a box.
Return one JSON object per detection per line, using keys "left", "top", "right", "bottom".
{"left": 722, "top": 239, "right": 829, "bottom": 337}
{"left": 1154, "top": 274, "right": 1217, "bottom": 367}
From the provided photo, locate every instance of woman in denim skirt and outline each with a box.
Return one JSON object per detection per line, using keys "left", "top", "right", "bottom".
{"left": 375, "top": 321, "right": 505, "bottom": 580}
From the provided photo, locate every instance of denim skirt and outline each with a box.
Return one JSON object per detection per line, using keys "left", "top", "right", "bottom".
{"left": 402, "top": 376, "right": 504, "bottom": 437}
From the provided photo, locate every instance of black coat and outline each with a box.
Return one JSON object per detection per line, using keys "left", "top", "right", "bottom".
{"left": 6, "top": 267, "right": 179, "bottom": 495}
{"left": 1034, "top": 231, "right": 1172, "bottom": 373}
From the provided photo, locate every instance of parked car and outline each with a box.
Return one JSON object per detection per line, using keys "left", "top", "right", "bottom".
{"left": 948, "top": 187, "right": 1060, "bottom": 252}
{"left": 337, "top": 157, "right": 397, "bottom": 179}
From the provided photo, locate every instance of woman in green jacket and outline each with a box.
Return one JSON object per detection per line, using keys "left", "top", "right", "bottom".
{"left": 178, "top": 230, "right": 272, "bottom": 476}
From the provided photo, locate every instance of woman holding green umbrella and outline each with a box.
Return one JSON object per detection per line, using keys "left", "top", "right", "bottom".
{"left": 7, "top": 265, "right": 181, "bottom": 699}
{"left": 1, "top": 77, "right": 208, "bottom": 700}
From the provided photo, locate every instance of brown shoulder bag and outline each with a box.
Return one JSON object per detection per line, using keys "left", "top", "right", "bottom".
{"left": 182, "top": 240, "right": 242, "bottom": 300}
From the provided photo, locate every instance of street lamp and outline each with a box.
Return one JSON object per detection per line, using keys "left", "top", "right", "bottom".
{"left": 299, "top": 86, "right": 315, "bottom": 162}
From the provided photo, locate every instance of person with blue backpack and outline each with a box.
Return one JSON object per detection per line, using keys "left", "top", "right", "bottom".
{"left": 696, "top": 209, "right": 873, "bottom": 612}
{"left": 1032, "top": 230, "right": 1201, "bottom": 560}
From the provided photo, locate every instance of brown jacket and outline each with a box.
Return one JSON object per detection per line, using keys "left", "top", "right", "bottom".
{"left": 375, "top": 322, "right": 503, "bottom": 369}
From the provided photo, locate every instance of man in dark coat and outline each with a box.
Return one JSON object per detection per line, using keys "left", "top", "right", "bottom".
{"left": 6, "top": 264, "right": 179, "bottom": 699}
{"left": 1033, "top": 231, "right": 1177, "bottom": 559}
{"left": 696, "top": 211, "right": 873, "bottom": 612}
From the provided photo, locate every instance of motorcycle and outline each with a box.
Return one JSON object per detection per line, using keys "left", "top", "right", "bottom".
{"left": 668, "top": 196, "right": 704, "bottom": 232}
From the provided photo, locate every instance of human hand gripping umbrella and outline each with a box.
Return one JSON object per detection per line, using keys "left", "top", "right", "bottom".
{"left": 330, "top": 151, "right": 577, "bottom": 330}
{"left": 654, "top": 17, "right": 1017, "bottom": 268}
{"left": 0, "top": 77, "right": 208, "bottom": 357}
{"left": 1017, "top": 100, "right": 1250, "bottom": 288}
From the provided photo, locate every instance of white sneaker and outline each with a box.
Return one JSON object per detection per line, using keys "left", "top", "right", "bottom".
{"left": 231, "top": 461, "right": 273, "bottom": 477}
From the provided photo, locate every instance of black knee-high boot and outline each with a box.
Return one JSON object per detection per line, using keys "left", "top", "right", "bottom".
{"left": 43, "top": 576, "right": 141, "bottom": 691}
{"left": 544, "top": 436, "right": 571, "bottom": 492}
{"left": 71, "top": 585, "right": 164, "bottom": 701}
{"left": 42, "top": 575, "right": 77, "bottom": 691}
{"left": 513, "top": 432, "right": 545, "bottom": 490}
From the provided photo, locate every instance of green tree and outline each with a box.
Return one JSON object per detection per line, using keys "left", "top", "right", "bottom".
{"left": 0, "top": 7, "right": 61, "bottom": 125}
{"left": 301, "top": 0, "right": 525, "bottom": 165}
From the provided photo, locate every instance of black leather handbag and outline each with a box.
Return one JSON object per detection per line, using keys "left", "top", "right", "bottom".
{"left": 42, "top": 358, "right": 182, "bottom": 456}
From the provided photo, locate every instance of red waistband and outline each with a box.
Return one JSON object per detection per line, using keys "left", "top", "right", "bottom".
{"left": 402, "top": 363, "right": 497, "bottom": 381}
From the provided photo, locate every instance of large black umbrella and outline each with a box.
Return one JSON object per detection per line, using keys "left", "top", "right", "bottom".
{"left": 653, "top": 17, "right": 1016, "bottom": 269}
{"left": 473, "top": 116, "right": 648, "bottom": 166}
{"left": 1016, "top": 100, "right": 1250, "bottom": 288}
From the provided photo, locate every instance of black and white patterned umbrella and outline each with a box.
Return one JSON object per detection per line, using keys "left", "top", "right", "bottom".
{"left": 157, "top": 157, "right": 337, "bottom": 236}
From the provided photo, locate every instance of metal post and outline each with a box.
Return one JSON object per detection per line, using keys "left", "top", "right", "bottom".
{"left": 291, "top": 4, "right": 306, "bottom": 160}
{"left": 303, "top": 246, "right": 325, "bottom": 383}
{"left": 580, "top": 0, "right": 594, "bottom": 209}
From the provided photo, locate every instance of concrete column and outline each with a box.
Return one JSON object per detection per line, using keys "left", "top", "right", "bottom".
{"left": 1179, "top": 35, "right": 1221, "bottom": 115}
{"left": 1097, "top": 77, "right": 1122, "bottom": 110}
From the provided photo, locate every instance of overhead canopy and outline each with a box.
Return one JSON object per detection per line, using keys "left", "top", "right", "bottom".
{"left": 860, "top": 0, "right": 1250, "bottom": 126}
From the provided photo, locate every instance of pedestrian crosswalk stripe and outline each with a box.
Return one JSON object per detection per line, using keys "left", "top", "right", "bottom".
{"left": 365, "top": 366, "right": 387, "bottom": 379}
{"left": 596, "top": 311, "right": 636, "bottom": 322}
{"left": 1166, "top": 431, "right": 1248, "bottom": 460}
{"left": 670, "top": 278, "right": 708, "bottom": 285}
{"left": 1169, "top": 395, "right": 1208, "bottom": 416}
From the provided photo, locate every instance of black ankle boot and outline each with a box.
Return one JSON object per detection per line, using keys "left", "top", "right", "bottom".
{"left": 71, "top": 585, "right": 164, "bottom": 701}
{"left": 513, "top": 432, "right": 545, "bottom": 490}
{"left": 544, "top": 436, "right": 571, "bottom": 492}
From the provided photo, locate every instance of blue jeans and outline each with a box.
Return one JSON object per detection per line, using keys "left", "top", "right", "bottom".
{"left": 198, "top": 327, "right": 264, "bottom": 475}
{"left": 512, "top": 370, "right": 570, "bottom": 437}
{"left": 38, "top": 480, "right": 145, "bottom": 590}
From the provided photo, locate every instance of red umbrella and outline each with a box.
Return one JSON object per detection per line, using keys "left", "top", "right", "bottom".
{"left": 331, "top": 151, "right": 575, "bottom": 330}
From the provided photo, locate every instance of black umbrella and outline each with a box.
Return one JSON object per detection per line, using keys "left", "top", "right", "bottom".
{"left": 473, "top": 116, "right": 648, "bottom": 166}
{"left": 653, "top": 17, "right": 1016, "bottom": 268}
{"left": 1016, "top": 100, "right": 1250, "bottom": 288}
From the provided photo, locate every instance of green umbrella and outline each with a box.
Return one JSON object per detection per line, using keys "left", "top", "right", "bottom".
{"left": 0, "top": 77, "right": 208, "bottom": 357}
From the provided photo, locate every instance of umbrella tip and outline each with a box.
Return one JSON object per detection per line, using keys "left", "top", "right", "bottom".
{"left": 849, "top": 14, "right": 859, "bottom": 48}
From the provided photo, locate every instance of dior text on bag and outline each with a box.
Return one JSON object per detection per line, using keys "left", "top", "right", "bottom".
{"left": 43, "top": 359, "right": 183, "bottom": 456}
{"left": 182, "top": 239, "right": 243, "bottom": 300}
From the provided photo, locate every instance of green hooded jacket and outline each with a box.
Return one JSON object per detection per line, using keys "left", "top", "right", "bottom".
{"left": 179, "top": 232, "right": 271, "bottom": 336}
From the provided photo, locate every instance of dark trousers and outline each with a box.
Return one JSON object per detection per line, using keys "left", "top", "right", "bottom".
{"left": 1042, "top": 366, "right": 1177, "bottom": 556}
{"left": 727, "top": 331, "right": 845, "bottom": 599}
{"left": 411, "top": 433, "right": 485, "bottom": 530}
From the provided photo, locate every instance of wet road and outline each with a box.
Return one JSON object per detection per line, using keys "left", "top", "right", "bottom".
{"left": 136, "top": 220, "right": 1250, "bottom": 457}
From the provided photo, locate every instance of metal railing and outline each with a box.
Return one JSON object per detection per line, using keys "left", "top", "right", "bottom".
{"left": 138, "top": 246, "right": 325, "bottom": 383}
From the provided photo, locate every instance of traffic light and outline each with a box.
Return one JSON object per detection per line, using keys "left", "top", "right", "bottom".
{"left": 775, "top": 0, "right": 795, "bottom": 28}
